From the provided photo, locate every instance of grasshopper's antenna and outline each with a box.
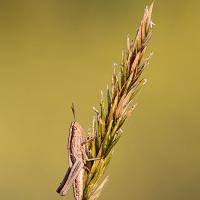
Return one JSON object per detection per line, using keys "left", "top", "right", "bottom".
{"left": 71, "top": 103, "right": 76, "bottom": 121}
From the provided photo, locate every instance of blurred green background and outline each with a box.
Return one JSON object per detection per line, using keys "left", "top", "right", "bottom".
{"left": 0, "top": 0, "right": 199, "bottom": 199}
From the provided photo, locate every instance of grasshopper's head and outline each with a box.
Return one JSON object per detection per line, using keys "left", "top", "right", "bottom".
{"left": 71, "top": 121, "right": 84, "bottom": 136}
{"left": 70, "top": 103, "right": 84, "bottom": 136}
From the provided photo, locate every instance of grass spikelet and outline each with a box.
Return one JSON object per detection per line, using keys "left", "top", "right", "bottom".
{"left": 83, "top": 3, "right": 154, "bottom": 200}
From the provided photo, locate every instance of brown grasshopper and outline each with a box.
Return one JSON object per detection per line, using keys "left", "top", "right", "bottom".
{"left": 56, "top": 104, "right": 97, "bottom": 200}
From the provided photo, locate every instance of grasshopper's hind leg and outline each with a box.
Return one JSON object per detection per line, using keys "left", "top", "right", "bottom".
{"left": 56, "top": 160, "right": 84, "bottom": 196}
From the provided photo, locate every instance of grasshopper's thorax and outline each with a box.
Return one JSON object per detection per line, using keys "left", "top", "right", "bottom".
{"left": 70, "top": 121, "right": 85, "bottom": 162}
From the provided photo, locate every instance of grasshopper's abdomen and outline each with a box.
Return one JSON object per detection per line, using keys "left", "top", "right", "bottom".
{"left": 73, "top": 168, "right": 84, "bottom": 200}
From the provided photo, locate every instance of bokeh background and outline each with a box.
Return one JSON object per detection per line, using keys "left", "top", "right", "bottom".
{"left": 0, "top": 0, "right": 200, "bottom": 199}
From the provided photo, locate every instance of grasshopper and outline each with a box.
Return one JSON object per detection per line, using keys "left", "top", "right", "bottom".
{"left": 56, "top": 104, "right": 97, "bottom": 200}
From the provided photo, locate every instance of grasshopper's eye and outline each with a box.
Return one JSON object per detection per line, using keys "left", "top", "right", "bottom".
{"left": 72, "top": 124, "right": 77, "bottom": 131}
{"left": 71, "top": 122, "right": 76, "bottom": 129}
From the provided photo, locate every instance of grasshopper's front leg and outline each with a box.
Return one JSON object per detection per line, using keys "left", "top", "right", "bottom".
{"left": 81, "top": 136, "right": 96, "bottom": 146}
{"left": 81, "top": 136, "right": 102, "bottom": 162}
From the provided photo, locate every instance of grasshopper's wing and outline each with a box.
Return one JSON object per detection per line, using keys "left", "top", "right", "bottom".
{"left": 67, "top": 125, "right": 73, "bottom": 167}
{"left": 56, "top": 159, "right": 84, "bottom": 196}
